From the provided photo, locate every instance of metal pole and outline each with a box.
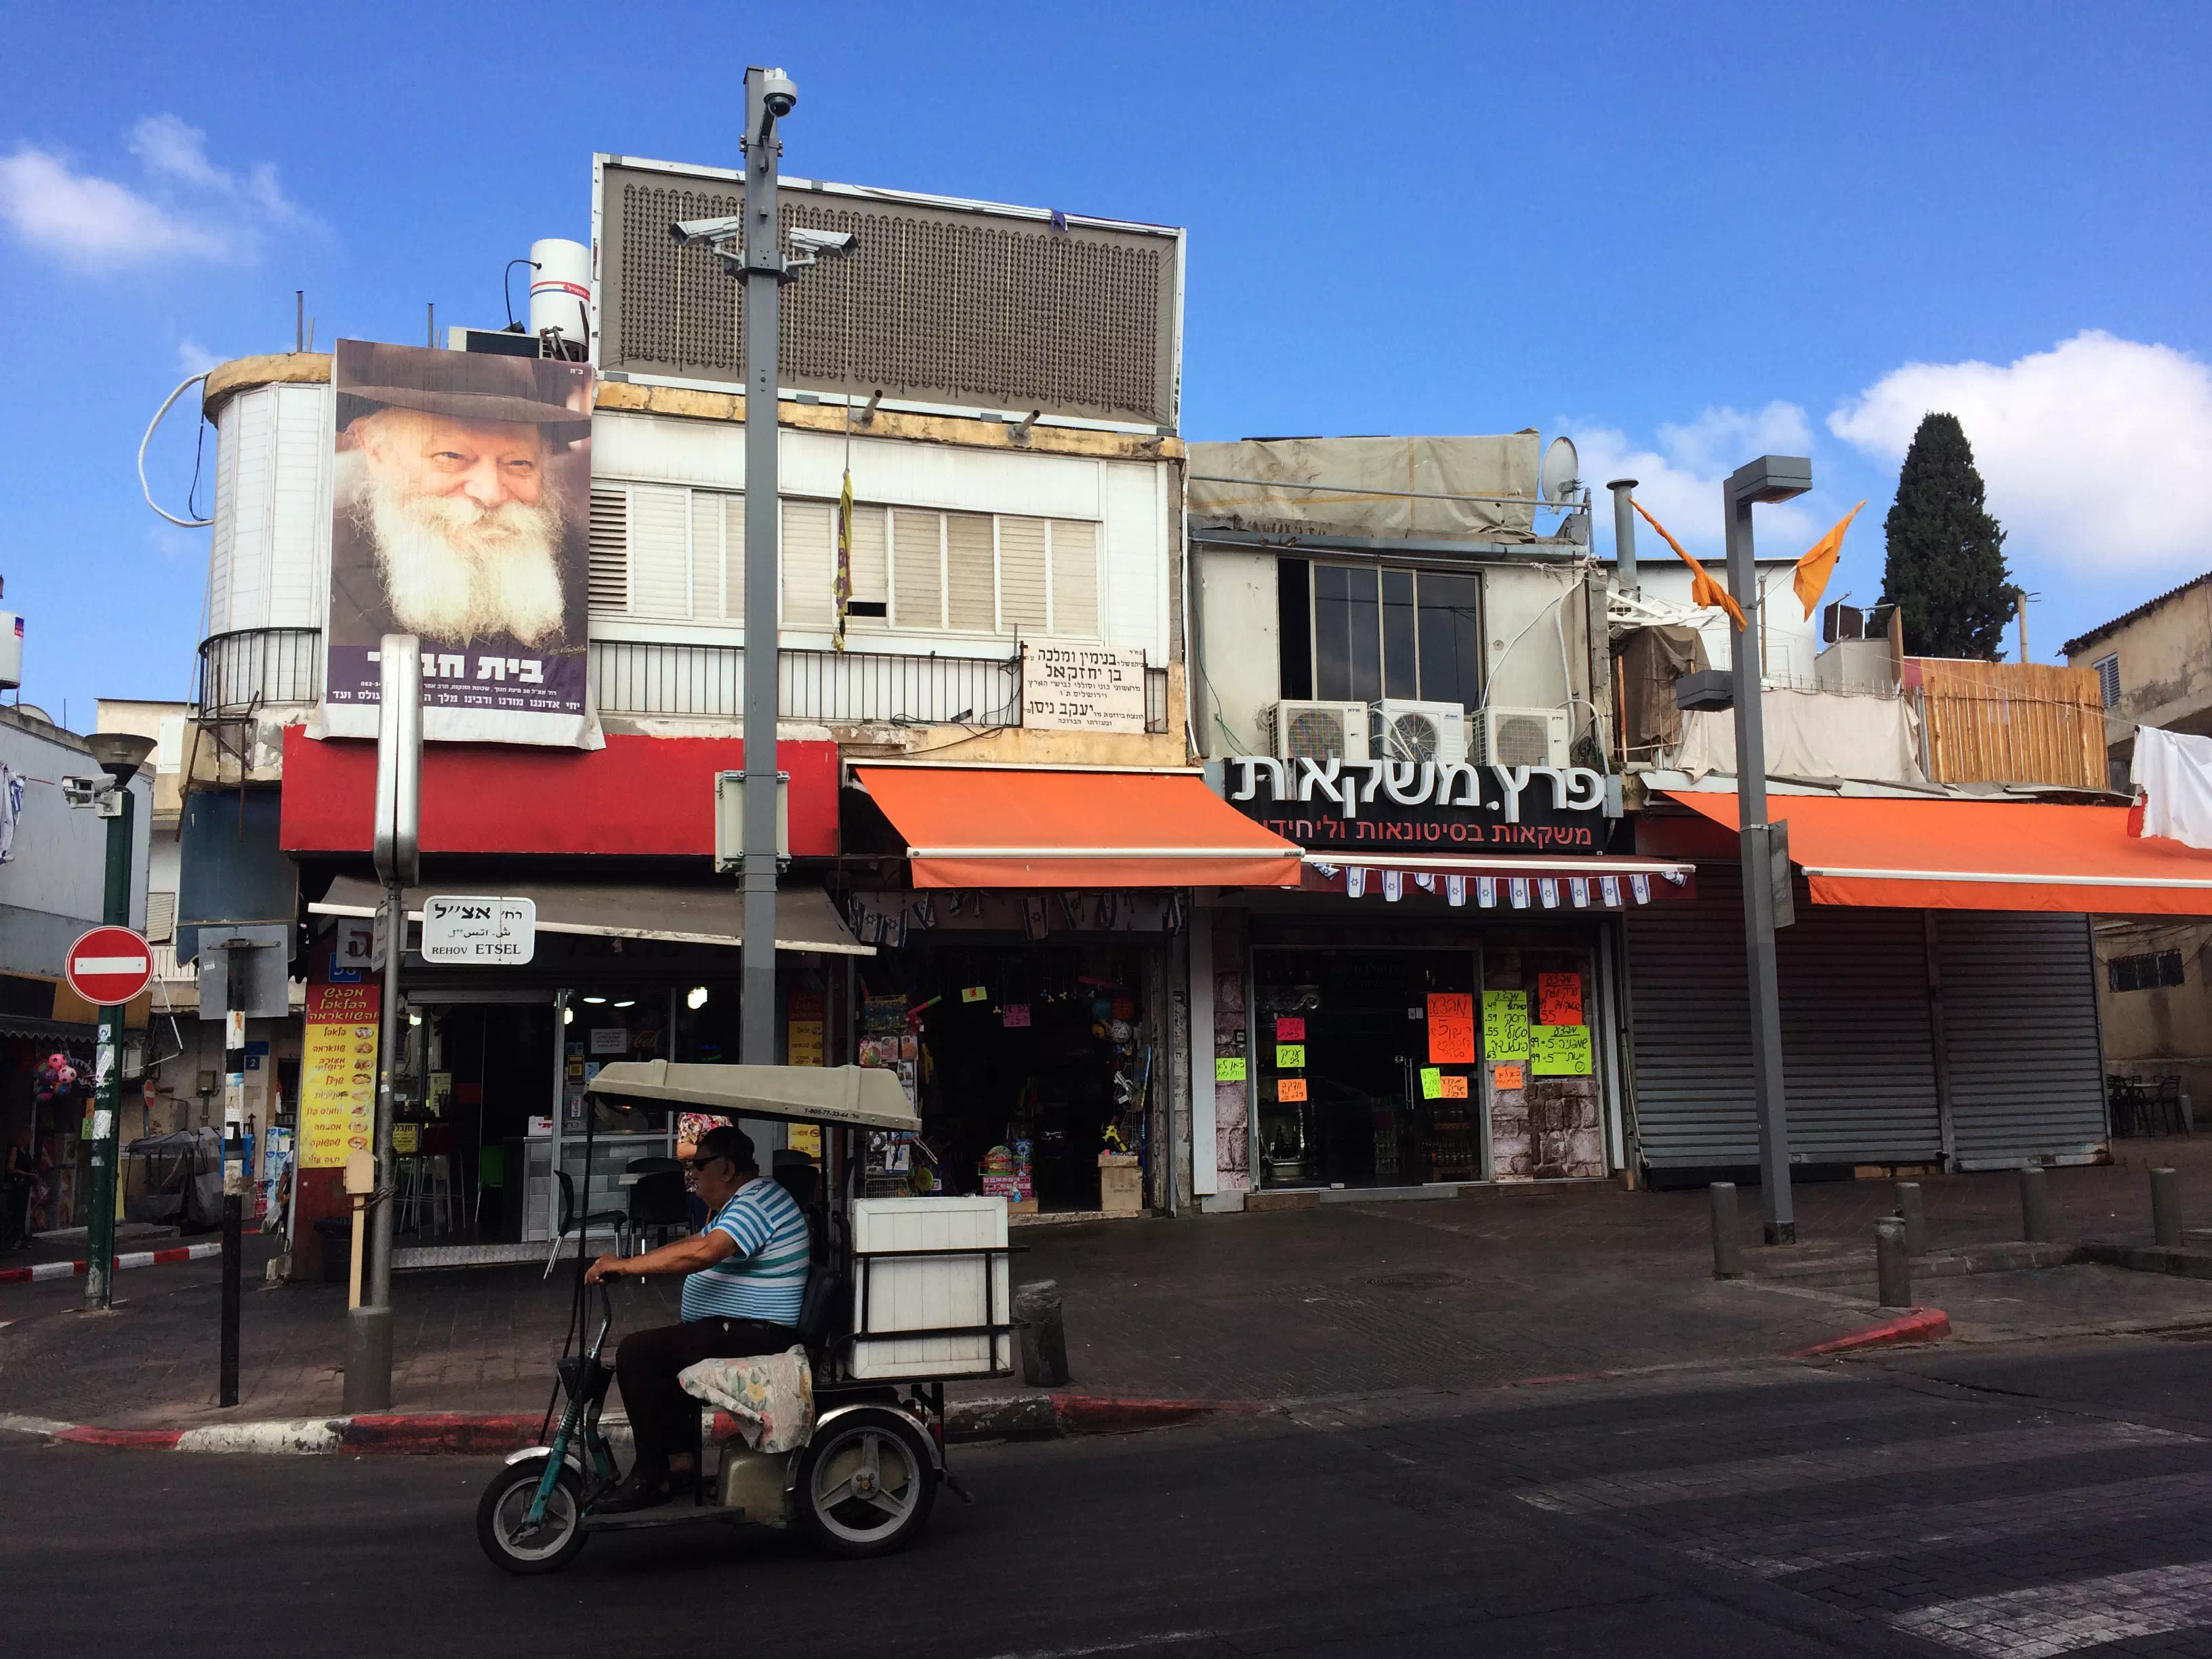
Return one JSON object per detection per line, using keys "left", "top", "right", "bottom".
{"left": 84, "top": 785, "right": 134, "bottom": 1310}
{"left": 1894, "top": 1180, "right": 1925, "bottom": 1256}
{"left": 1725, "top": 482, "right": 1794, "bottom": 1244}
{"left": 1875, "top": 1216, "right": 1910, "bottom": 1307}
{"left": 1606, "top": 478, "right": 1639, "bottom": 597}
{"left": 1708, "top": 1181, "right": 1743, "bottom": 1279}
{"left": 739, "top": 66, "right": 785, "bottom": 1069}
{"left": 2152, "top": 1165, "right": 2182, "bottom": 1246}
{"left": 2019, "top": 1165, "right": 2050, "bottom": 1242}
{"left": 348, "top": 635, "right": 419, "bottom": 1412}
{"left": 220, "top": 1145, "right": 242, "bottom": 1408}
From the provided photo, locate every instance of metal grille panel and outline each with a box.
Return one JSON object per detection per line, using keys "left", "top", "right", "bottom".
{"left": 601, "top": 163, "right": 1179, "bottom": 428}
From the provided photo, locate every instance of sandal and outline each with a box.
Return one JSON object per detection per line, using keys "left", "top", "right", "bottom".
{"left": 591, "top": 1471, "right": 672, "bottom": 1514}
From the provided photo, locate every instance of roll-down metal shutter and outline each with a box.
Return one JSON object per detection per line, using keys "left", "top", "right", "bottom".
{"left": 1628, "top": 865, "right": 1942, "bottom": 1169}
{"left": 1936, "top": 912, "right": 2108, "bottom": 1167}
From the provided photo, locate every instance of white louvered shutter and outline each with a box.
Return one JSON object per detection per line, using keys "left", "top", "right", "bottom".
{"left": 847, "top": 504, "right": 888, "bottom": 634}
{"left": 588, "top": 487, "right": 630, "bottom": 614}
{"left": 718, "top": 495, "right": 745, "bottom": 622}
{"left": 627, "top": 484, "right": 691, "bottom": 619}
{"left": 1050, "top": 519, "right": 1099, "bottom": 636}
{"left": 782, "top": 500, "right": 834, "bottom": 628}
{"left": 892, "top": 509, "right": 944, "bottom": 630}
{"left": 945, "top": 512, "right": 996, "bottom": 632}
{"left": 146, "top": 890, "right": 178, "bottom": 944}
{"left": 998, "top": 516, "right": 1049, "bottom": 634}
{"left": 691, "top": 491, "right": 729, "bottom": 620}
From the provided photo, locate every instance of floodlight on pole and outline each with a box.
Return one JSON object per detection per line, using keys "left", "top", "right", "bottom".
{"left": 1723, "top": 455, "right": 1811, "bottom": 1246}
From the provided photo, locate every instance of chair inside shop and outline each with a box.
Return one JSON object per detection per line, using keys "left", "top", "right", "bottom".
{"left": 624, "top": 1157, "right": 689, "bottom": 1250}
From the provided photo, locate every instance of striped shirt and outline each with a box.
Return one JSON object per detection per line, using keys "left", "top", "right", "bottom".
{"left": 681, "top": 1177, "right": 811, "bottom": 1326}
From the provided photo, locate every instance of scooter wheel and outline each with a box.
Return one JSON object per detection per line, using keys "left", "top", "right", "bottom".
{"left": 796, "top": 1409, "right": 938, "bottom": 1559}
{"left": 477, "top": 1460, "right": 589, "bottom": 1575}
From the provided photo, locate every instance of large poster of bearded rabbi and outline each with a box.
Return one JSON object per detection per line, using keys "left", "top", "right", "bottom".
{"left": 325, "top": 339, "right": 596, "bottom": 746}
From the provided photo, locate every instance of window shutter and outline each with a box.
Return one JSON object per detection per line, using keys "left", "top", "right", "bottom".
{"left": 691, "top": 492, "right": 729, "bottom": 621}
{"left": 1050, "top": 519, "right": 1099, "bottom": 636}
{"left": 782, "top": 499, "right": 834, "bottom": 628}
{"left": 945, "top": 513, "right": 996, "bottom": 632}
{"left": 892, "top": 509, "right": 944, "bottom": 630}
{"left": 719, "top": 495, "right": 745, "bottom": 621}
{"left": 847, "top": 504, "right": 888, "bottom": 633}
{"left": 588, "top": 487, "right": 630, "bottom": 613}
{"left": 627, "top": 484, "right": 691, "bottom": 619}
{"left": 998, "top": 516, "right": 1049, "bottom": 633}
{"left": 146, "top": 890, "right": 178, "bottom": 944}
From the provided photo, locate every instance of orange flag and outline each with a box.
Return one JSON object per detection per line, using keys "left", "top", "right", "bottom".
{"left": 1631, "top": 499, "right": 1746, "bottom": 630}
{"left": 1792, "top": 501, "right": 1865, "bottom": 619}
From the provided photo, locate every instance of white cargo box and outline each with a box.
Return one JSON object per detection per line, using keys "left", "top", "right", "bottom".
{"left": 848, "top": 1195, "right": 1013, "bottom": 1380}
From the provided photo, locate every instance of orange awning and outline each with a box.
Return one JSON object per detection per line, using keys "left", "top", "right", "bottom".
{"left": 1666, "top": 791, "right": 2212, "bottom": 914}
{"left": 854, "top": 766, "right": 1306, "bottom": 889}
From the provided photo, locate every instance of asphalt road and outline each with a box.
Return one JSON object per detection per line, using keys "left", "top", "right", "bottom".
{"left": 14, "top": 1338, "right": 2212, "bottom": 1658}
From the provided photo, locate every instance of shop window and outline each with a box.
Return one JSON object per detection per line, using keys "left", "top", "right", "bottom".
{"left": 2108, "top": 949, "right": 2186, "bottom": 992}
{"left": 1279, "top": 559, "right": 1483, "bottom": 709}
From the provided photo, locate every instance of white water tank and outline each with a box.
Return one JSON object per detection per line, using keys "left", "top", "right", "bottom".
{"left": 528, "top": 238, "right": 591, "bottom": 349}
{"left": 0, "top": 611, "right": 20, "bottom": 689}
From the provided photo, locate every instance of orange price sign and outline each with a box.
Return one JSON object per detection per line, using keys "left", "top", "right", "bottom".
{"left": 1426, "top": 993, "right": 1475, "bottom": 1063}
{"left": 1537, "top": 972, "right": 1584, "bottom": 1027}
{"left": 1437, "top": 1074, "right": 1469, "bottom": 1099}
{"left": 1492, "top": 1063, "right": 1525, "bottom": 1091}
{"left": 1277, "top": 1078, "right": 1309, "bottom": 1103}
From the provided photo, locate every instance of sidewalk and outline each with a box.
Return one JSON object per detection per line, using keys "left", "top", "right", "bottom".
{"left": 6, "top": 1136, "right": 2212, "bottom": 1434}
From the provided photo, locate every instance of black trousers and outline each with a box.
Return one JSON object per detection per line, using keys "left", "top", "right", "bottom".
{"left": 615, "top": 1317, "right": 798, "bottom": 1477}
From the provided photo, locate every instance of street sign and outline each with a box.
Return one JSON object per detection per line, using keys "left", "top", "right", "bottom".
{"left": 420, "top": 895, "right": 536, "bottom": 964}
{"left": 65, "top": 925, "right": 154, "bottom": 1006}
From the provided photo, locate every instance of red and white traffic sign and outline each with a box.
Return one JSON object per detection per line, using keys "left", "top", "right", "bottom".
{"left": 66, "top": 925, "right": 155, "bottom": 1006}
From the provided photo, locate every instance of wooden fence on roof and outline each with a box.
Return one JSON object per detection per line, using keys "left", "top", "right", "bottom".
{"left": 1912, "top": 659, "right": 2108, "bottom": 790}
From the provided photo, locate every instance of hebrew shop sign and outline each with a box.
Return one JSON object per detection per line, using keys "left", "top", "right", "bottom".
{"left": 1220, "top": 756, "right": 1620, "bottom": 851}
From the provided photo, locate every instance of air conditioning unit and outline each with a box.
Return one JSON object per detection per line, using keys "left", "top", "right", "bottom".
{"left": 1372, "top": 699, "right": 1469, "bottom": 766}
{"left": 1263, "top": 700, "right": 1371, "bottom": 763}
{"left": 1475, "top": 705, "right": 1572, "bottom": 769}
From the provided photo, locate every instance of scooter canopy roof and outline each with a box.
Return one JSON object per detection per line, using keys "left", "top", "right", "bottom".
{"left": 583, "top": 1061, "right": 921, "bottom": 1133}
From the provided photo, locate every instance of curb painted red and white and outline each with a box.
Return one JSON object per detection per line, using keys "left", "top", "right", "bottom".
{"left": 0, "top": 1242, "right": 224, "bottom": 1286}
{"left": 1787, "top": 1306, "right": 1951, "bottom": 1357}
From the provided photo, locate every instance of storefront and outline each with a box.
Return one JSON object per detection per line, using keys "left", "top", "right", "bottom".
{"left": 1197, "top": 754, "right": 1693, "bottom": 1202}
{"left": 842, "top": 764, "right": 1305, "bottom": 1214}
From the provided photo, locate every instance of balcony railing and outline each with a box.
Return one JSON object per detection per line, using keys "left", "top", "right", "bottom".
{"left": 198, "top": 627, "right": 321, "bottom": 722}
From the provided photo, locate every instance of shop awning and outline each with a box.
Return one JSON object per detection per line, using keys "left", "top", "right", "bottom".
{"left": 1666, "top": 792, "right": 2212, "bottom": 914}
{"left": 852, "top": 766, "right": 1306, "bottom": 888}
{"left": 310, "top": 877, "right": 873, "bottom": 954}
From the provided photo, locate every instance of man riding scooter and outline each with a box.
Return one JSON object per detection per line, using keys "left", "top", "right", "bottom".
{"left": 583, "top": 1124, "right": 809, "bottom": 1511}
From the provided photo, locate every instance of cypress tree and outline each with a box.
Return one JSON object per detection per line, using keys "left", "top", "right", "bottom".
{"left": 1877, "top": 412, "right": 2013, "bottom": 658}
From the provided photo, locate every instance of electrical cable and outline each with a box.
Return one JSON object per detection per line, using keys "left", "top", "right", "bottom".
{"left": 140, "top": 373, "right": 213, "bottom": 527}
{"left": 502, "top": 258, "right": 538, "bottom": 331}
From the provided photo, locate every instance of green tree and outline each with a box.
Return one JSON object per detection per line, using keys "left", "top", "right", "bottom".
{"left": 1877, "top": 412, "right": 2013, "bottom": 658}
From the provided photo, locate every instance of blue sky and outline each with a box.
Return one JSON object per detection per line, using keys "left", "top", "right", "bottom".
{"left": 3, "top": 1, "right": 2208, "bottom": 724}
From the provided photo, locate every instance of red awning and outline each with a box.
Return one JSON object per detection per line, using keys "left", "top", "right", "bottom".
{"left": 853, "top": 766, "right": 1305, "bottom": 889}
{"left": 1666, "top": 791, "right": 2212, "bottom": 914}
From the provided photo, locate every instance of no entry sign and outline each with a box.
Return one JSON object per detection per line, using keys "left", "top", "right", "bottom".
{"left": 66, "top": 925, "right": 155, "bottom": 1006}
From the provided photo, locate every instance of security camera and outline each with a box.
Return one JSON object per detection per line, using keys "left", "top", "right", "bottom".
{"left": 671, "top": 215, "right": 745, "bottom": 245}
{"left": 61, "top": 775, "right": 107, "bottom": 808}
{"left": 758, "top": 68, "right": 798, "bottom": 119}
{"left": 788, "top": 226, "right": 858, "bottom": 258}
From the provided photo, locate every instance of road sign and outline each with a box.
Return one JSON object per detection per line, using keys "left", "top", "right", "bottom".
{"left": 65, "top": 925, "right": 154, "bottom": 1006}
{"left": 420, "top": 895, "right": 536, "bottom": 964}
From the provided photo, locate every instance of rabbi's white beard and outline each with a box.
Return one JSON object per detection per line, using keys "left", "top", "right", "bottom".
{"left": 353, "top": 474, "right": 568, "bottom": 649}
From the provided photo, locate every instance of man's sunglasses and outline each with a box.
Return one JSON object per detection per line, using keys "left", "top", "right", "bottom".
{"left": 682, "top": 1154, "right": 729, "bottom": 1172}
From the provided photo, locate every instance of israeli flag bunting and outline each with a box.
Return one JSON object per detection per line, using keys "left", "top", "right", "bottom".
{"left": 1477, "top": 877, "right": 1497, "bottom": 908}
{"left": 1600, "top": 874, "right": 1622, "bottom": 907}
{"left": 1510, "top": 877, "right": 1530, "bottom": 909}
{"left": 1631, "top": 873, "right": 1651, "bottom": 905}
{"left": 1347, "top": 867, "right": 1368, "bottom": 898}
{"left": 1570, "top": 877, "right": 1590, "bottom": 908}
{"left": 1382, "top": 869, "right": 1404, "bottom": 902}
{"left": 1539, "top": 878, "right": 1559, "bottom": 908}
{"left": 1446, "top": 875, "right": 1467, "bottom": 907}
{"left": 1664, "top": 868, "right": 1689, "bottom": 886}
{"left": 1413, "top": 872, "right": 1437, "bottom": 893}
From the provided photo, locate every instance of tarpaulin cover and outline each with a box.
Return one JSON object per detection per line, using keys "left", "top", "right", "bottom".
{"left": 1186, "top": 434, "right": 1541, "bottom": 543}
{"left": 2133, "top": 725, "right": 2212, "bottom": 853}
{"left": 1666, "top": 790, "right": 2212, "bottom": 914}
{"left": 854, "top": 766, "right": 1305, "bottom": 889}
{"left": 1674, "top": 689, "right": 1928, "bottom": 786}
{"left": 310, "top": 876, "right": 870, "bottom": 954}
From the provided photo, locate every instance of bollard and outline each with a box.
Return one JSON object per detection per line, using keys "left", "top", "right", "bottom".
{"left": 2019, "top": 1166, "right": 2051, "bottom": 1242}
{"left": 1013, "top": 1279, "right": 1071, "bottom": 1389}
{"left": 1894, "top": 1181, "right": 1926, "bottom": 1257}
{"left": 1709, "top": 1182, "right": 1744, "bottom": 1279}
{"left": 1875, "top": 1216, "right": 1912, "bottom": 1308}
{"left": 2152, "top": 1166, "right": 2183, "bottom": 1247}
{"left": 220, "top": 1187, "right": 242, "bottom": 1409}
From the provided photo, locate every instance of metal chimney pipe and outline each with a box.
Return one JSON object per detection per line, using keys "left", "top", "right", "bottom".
{"left": 1607, "top": 478, "right": 1639, "bottom": 596}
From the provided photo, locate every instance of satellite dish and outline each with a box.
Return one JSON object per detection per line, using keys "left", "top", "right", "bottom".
{"left": 1539, "top": 436, "right": 1581, "bottom": 506}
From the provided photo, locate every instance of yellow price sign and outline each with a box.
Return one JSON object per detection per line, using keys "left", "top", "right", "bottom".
{"left": 1275, "top": 1043, "right": 1305, "bottom": 1069}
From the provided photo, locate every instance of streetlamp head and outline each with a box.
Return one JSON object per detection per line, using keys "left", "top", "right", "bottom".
{"left": 83, "top": 731, "right": 157, "bottom": 785}
{"left": 1727, "top": 455, "right": 1813, "bottom": 505}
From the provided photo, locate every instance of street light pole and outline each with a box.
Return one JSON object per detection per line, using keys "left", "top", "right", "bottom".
{"left": 1723, "top": 455, "right": 1811, "bottom": 1245}
{"left": 739, "top": 66, "right": 796, "bottom": 1069}
{"left": 81, "top": 749, "right": 142, "bottom": 1310}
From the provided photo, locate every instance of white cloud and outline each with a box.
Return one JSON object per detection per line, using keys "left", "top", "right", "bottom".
{"left": 0, "top": 146, "right": 230, "bottom": 264}
{"left": 1565, "top": 403, "right": 1826, "bottom": 560}
{"left": 176, "top": 338, "right": 222, "bottom": 377}
{"left": 0, "top": 115, "right": 304, "bottom": 270}
{"left": 1828, "top": 331, "right": 2212, "bottom": 576}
